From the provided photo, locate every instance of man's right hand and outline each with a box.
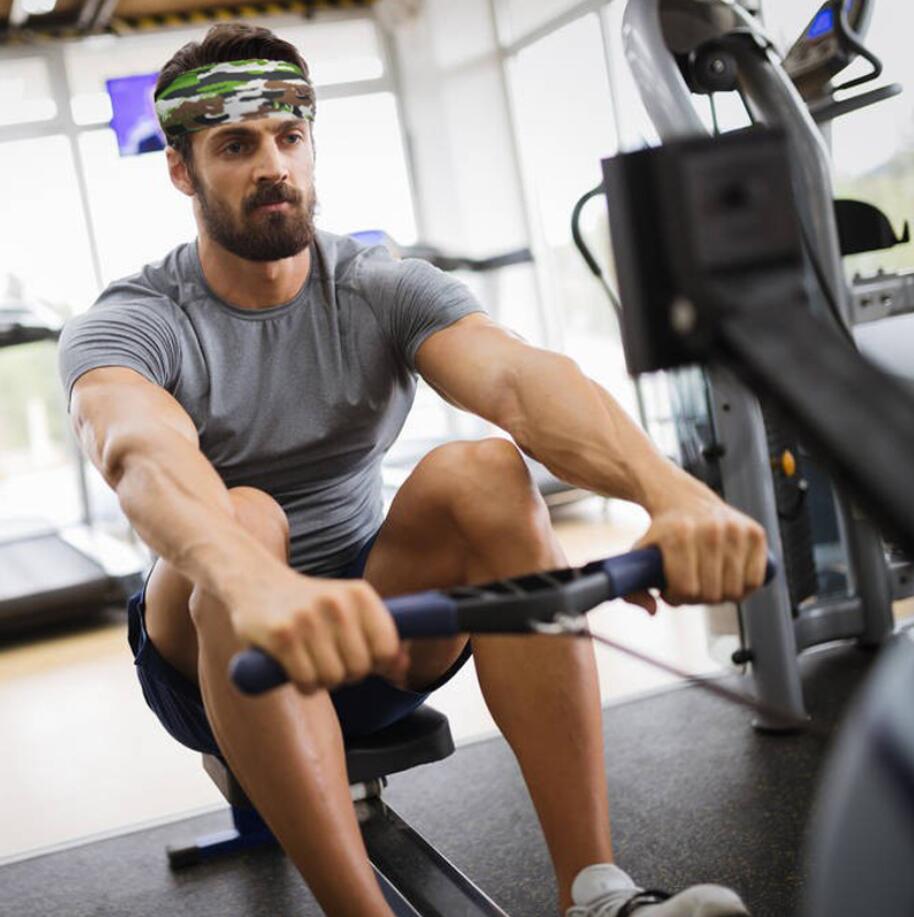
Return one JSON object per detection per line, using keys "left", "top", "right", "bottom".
{"left": 230, "top": 572, "right": 410, "bottom": 694}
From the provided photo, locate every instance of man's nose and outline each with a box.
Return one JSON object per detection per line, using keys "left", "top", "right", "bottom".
{"left": 252, "top": 140, "right": 288, "bottom": 184}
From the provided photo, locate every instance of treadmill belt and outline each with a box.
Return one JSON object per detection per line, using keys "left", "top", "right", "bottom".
{"left": 0, "top": 534, "right": 105, "bottom": 602}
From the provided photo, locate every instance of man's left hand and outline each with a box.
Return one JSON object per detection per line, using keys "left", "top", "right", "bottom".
{"left": 627, "top": 483, "right": 769, "bottom": 615}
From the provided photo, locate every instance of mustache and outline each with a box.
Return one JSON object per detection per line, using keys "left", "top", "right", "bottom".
{"left": 244, "top": 183, "right": 303, "bottom": 212}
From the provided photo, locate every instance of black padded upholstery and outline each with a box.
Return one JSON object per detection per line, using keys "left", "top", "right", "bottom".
{"left": 202, "top": 705, "right": 455, "bottom": 808}
{"left": 344, "top": 704, "right": 455, "bottom": 784}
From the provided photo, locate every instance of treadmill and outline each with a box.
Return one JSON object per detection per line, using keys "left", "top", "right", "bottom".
{"left": 0, "top": 296, "right": 147, "bottom": 636}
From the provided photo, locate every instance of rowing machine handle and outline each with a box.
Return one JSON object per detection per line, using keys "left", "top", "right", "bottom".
{"left": 229, "top": 546, "right": 776, "bottom": 695}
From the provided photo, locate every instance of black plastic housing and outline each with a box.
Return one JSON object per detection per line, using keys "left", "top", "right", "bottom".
{"left": 601, "top": 128, "right": 806, "bottom": 375}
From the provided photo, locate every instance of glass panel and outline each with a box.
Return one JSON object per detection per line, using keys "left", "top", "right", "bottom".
{"left": 71, "top": 91, "right": 113, "bottom": 126}
{"left": 495, "top": 0, "right": 583, "bottom": 45}
{"left": 314, "top": 92, "right": 417, "bottom": 243}
{"left": 287, "top": 17, "right": 384, "bottom": 84}
{"left": 64, "top": 17, "right": 384, "bottom": 126}
{"left": 0, "top": 136, "right": 97, "bottom": 312}
{"left": 508, "top": 15, "right": 639, "bottom": 415}
{"left": 0, "top": 56, "right": 56, "bottom": 127}
{"left": 0, "top": 342, "right": 82, "bottom": 532}
{"left": 77, "top": 129, "right": 196, "bottom": 288}
{"left": 831, "top": 4, "right": 914, "bottom": 276}
{"left": 425, "top": 0, "right": 496, "bottom": 69}
{"left": 0, "top": 135, "right": 97, "bottom": 531}
{"left": 761, "top": 0, "right": 822, "bottom": 52}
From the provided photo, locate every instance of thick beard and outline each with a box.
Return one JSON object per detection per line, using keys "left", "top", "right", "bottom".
{"left": 192, "top": 171, "right": 317, "bottom": 263}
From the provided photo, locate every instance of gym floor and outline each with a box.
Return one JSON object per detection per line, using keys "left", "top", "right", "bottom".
{"left": 2, "top": 496, "right": 910, "bottom": 866}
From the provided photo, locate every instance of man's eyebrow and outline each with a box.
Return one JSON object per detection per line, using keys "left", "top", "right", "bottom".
{"left": 209, "top": 119, "right": 308, "bottom": 143}
{"left": 208, "top": 125, "right": 256, "bottom": 144}
{"left": 271, "top": 118, "right": 308, "bottom": 133}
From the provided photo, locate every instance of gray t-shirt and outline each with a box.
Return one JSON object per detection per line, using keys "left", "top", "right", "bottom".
{"left": 58, "top": 230, "right": 483, "bottom": 576}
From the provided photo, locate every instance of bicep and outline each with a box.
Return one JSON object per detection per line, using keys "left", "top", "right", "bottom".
{"left": 70, "top": 367, "right": 198, "bottom": 483}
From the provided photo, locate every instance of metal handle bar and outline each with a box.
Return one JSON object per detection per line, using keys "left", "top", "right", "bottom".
{"left": 229, "top": 546, "right": 776, "bottom": 695}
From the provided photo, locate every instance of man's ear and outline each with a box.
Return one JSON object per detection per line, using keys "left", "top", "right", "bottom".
{"left": 166, "top": 146, "right": 195, "bottom": 197}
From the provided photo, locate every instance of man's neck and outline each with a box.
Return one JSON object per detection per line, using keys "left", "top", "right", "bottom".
{"left": 197, "top": 234, "right": 312, "bottom": 309}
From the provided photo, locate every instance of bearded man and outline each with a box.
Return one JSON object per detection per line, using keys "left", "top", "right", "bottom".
{"left": 59, "top": 22, "right": 764, "bottom": 917}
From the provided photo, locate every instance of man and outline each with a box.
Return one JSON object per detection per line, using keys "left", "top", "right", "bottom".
{"left": 59, "top": 22, "right": 766, "bottom": 917}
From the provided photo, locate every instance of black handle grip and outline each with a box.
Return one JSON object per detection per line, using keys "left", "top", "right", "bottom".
{"left": 583, "top": 545, "right": 777, "bottom": 593}
{"left": 229, "top": 592, "right": 462, "bottom": 695}
{"left": 229, "top": 546, "right": 778, "bottom": 695}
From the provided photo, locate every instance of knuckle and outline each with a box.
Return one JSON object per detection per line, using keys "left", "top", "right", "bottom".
{"left": 294, "top": 675, "right": 318, "bottom": 694}
{"left": 702, "top": 524, "right": 723, "bottom": 549}
{"left": 706, "top": 581, "right": 724, "bottom": 603}
{"left": 294, "top": 609, "right": 319, "bottom": 639}
{"left": 353, "top": 580, "right": 375, "bottom": 602}
{"left": 268, "top": 623, "right": 296, "bottom": 649}
{"left": 347, "top": 660, "right": 371, "bottom": 682}
{"left": 373, "top": 641, "right": 398, "bottom": 666}
{"left": 323, "top": 599, "right": 347, "bottom": 627}
{"left": 321, "top": 663, "right": 346, "bottom": 687}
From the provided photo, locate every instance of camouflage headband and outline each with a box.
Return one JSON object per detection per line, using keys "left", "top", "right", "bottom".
{"left": 155, "top": 58, "right": 315, "bottom": 140}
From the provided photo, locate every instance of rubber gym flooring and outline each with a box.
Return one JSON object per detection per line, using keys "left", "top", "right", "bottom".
{"left": 1, "top": 638, "right": 888, "bottom": 917}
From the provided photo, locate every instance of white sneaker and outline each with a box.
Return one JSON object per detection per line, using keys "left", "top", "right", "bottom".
{"left": 566, "top": 864, "right": 750, "bottom": 917}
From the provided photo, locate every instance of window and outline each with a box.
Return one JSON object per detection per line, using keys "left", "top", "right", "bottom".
{"left": 314, "top": 92, "right": 417, "bottom": 243}
{"left": 77, "top": 130, "right": 196, "bottom": 288}
{"left": 0, "top": 135, "right": 98, "bottom": 530}
{"left": 508, "top": 14, "right": 639, "bottom": 415}
{"left": 495, "top": 0, "right": 585, "bottom": 45}
{"left": 761, "top": 1, "right": 823, "bottom": 53}
{"left": 0, "top": 56, "right": 56, "bottom": 127}
{"left": 829, "top": 5, "right": 914, "bottom": 276}
{"left": 0, "top": 136, "right": 97, "bottom": 312}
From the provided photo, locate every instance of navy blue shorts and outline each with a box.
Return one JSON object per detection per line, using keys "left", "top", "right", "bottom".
{"left": 127, "top": 532, "right": 472, "bottom": 762}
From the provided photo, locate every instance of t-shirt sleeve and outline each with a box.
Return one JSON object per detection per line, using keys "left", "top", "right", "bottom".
{"left": 57, "top": 280, "right": 181, "bottom": 408}
{"left": 355, "top": 247, "right": 486, "bottom": 372}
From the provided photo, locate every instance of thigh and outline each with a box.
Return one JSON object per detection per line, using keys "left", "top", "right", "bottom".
{"left": 363, "top": 449, "right": 474, "bottom": 691}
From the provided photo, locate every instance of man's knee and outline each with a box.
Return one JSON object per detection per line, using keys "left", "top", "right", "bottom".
{"left": 188, "top": 487, "right": 289, "bottom": 630}
{"left": 422, "top": 438, "right": 548, "bottom": 531}
{"left": 423, "top": 437, "right": 530, "bottom": 488}
{"left": 228, "top": 486, "right": 290, "bottom": 560}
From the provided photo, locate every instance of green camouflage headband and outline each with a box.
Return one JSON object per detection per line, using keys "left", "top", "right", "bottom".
{"left": 155, "top": 58, "right": 315, "bottom": 140}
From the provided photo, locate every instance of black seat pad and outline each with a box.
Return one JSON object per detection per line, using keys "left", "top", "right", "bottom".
{"left": 345, "top": 705, "right": 455, "bottom": 784}
{"left": 203, "top": 705, "right": 455, "bottom": 808}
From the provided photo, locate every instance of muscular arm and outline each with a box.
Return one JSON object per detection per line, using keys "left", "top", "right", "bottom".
{"left": 70, "top": 367, "right": 289, "bottom": 606}
{"left": 71, "top": 366, "right": 403, "bottom": 689}
{"left": 415, "top": 314, "right": 689, "bottom": 512}
{"left": 416, "top": 314, "right": 767, "bottom": 604}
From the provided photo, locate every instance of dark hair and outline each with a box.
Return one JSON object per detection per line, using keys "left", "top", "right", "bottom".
{"left": 155, "top": 22, "right": 312, "bottom": 161}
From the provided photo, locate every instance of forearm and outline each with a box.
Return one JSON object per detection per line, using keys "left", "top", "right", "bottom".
{"left": 110, "top": 431, "right": 293, "bottom": 605}
{"left": 506, "top": 353, "right": 709, "bottom": 513}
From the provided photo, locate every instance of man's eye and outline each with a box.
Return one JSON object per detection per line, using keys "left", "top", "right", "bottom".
{"left": 223, "top": 141, "right": 245, "bottom": 155}
{"left": 285, "top": 132, "right": 303, "bottom": 144}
